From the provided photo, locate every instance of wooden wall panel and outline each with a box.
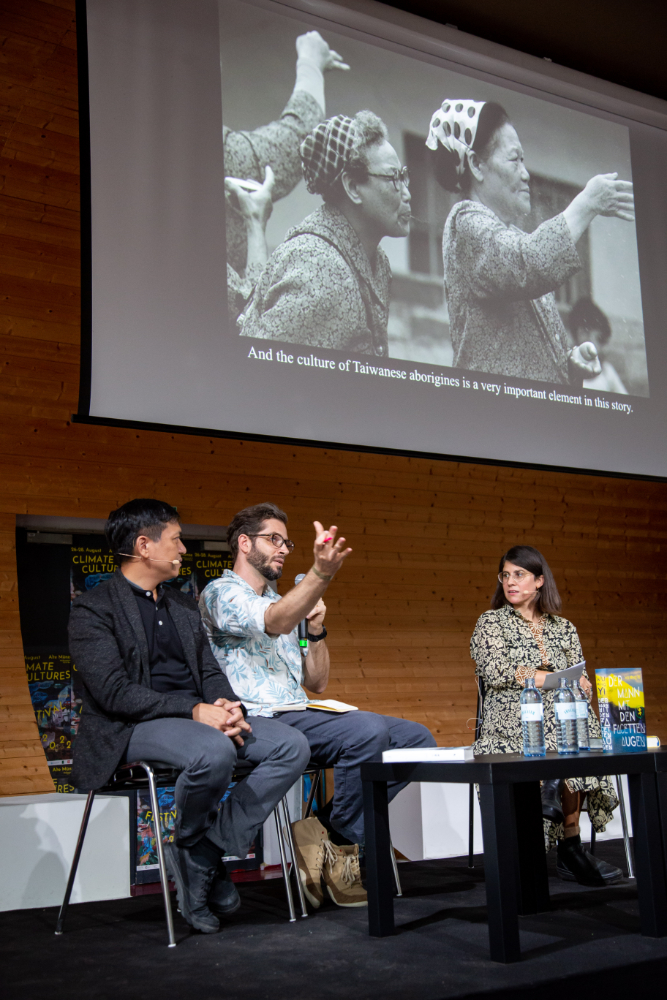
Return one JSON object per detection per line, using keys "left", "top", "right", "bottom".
{"left": 1, "top": 1, "right": 666, "bottom": 795}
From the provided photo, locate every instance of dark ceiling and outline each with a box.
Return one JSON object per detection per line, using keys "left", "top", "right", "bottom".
{"left": 383, "top": 0, "right": 667, "bottom": 102}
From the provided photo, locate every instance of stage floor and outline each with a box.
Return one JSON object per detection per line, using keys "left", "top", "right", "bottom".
{"left": 4, "top": 839, "right": 667, "bottom": 1000}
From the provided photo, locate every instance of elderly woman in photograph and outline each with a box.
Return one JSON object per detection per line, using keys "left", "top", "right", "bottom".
{"left": 425, "top": 100, "right": 635, "bottom": 384}
{"left": 239, "top": 111, "right": 412, "bottom": 355}
{"left": 471, "top": 545, "right": 622, "bottom": 886}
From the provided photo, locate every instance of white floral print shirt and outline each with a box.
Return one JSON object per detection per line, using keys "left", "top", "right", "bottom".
{"left": 198, "top": 569, "right": 307, "bottom": 717}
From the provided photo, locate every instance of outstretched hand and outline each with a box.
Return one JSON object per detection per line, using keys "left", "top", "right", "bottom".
{"left": 312, "top": 521, "right": 352, "bottom": 579}
{"left": 224, "top": 165, "right": 275, "bottom": 226}
{"left": 582, "top": 173, "right": 634, "bottom": 222}
{"left": 296, "top": 30, "right": 350, "bottom": 73}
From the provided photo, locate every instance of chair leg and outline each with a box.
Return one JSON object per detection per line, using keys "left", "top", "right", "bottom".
{"left": 304, "top": 770, "right": 321, "bottom": 820}
{"left": 468, "top": 783, "right": 475, "bottom": 868}
{"left": 55, "top": 790, "right": 96, "bottom": 935}
{"left": 616, "top": 774, "right": 635, "bottom": 879}
{"left": 280, "top": 797, "right": 308, "bottom": 918}
{"left": 274, "top": 808, "right": 296, "bottom": 922}
{"left": 390, "top": 839, "right": 402, "bottom": 896}
{"left": 144, "top": 763, "right": 176, "bottom": 947}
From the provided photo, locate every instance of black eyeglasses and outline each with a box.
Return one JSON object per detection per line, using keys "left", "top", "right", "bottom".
{"left": 248, "top": 533, "right": 295, "bottom": 552}
{"left": 365, "top": 166, "right": 410, "bottom": 191}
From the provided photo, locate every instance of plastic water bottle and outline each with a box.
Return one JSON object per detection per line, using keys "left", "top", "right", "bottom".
{"left": 572, "top": 680, "right": 590, "bottom": 750}
{"left": 554, "top": 677, "right": 579, "bottom": 754}
{"left": 521, "top": 677, "right": 546, "bottom": 757}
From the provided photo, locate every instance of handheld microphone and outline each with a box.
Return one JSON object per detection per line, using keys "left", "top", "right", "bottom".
{"left": 294, "top": 573, "right": 308, "bottom": 652}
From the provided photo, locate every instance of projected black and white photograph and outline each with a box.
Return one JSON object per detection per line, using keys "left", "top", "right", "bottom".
{"left": 82, "top": 0, "right": 667, "bottom": 477}
{"left": 221, "top": 0, "right": 648, "bottom": 396}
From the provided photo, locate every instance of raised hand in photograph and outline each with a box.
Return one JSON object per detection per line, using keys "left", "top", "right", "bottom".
{"left": 224, "top": 28, "right": 350, "bottom": 319}
{"left": 225, "top": 166, "right": 276, "bottom": 321}
{"left": 427, "top": 99, "right": 635, "bottom": 386}
{"left": 296, "top": 29, "right": 350, "bottom": 74}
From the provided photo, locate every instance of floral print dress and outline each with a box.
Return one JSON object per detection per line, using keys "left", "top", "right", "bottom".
{"left": 471, "top": 604, "right": 618, "bottom": 848}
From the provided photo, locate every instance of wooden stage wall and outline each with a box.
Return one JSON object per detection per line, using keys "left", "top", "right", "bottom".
{"left": 1, "top": 1, "right": 666, "bottom": 795}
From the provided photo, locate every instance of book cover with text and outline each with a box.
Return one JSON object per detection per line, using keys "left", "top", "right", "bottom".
{"left": 595, "top": 668, "right": 647, "bottom": 752}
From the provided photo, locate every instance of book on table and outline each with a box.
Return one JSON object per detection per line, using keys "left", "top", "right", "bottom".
{"left": 382, "top": 746, "right": 475, "bottom": 763}
{"left": 595, "top": 667, "right": 647, "bottom": 752}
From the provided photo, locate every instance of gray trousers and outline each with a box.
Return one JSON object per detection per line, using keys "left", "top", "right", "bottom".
{"left": 274, "top": 710, "right": 436, "bottom": 845}
{"left": 124, "top": 715, "right": 310, "bottom": 860}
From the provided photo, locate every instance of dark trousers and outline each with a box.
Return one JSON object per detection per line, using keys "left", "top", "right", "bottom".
{"left": 274, "top": 710, "right": 436, "bottom": 844}
{"left": 124, "top": 715, "right": 310, "bottom": 859}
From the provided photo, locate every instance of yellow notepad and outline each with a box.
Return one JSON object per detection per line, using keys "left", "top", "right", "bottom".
{"left": 271, "top": 699, "right": 358, "bottom": 714}
{"left": 306, "top": 699, "right": 359, "bottom": 713}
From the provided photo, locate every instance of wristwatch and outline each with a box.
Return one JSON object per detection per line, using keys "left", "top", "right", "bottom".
{"left": 307, "top": 627, "right": 327, "bottom": 642}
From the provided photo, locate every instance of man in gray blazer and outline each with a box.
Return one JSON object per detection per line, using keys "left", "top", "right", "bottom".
{"left": 68, "top": 498, "right": 310, "bottom": 934}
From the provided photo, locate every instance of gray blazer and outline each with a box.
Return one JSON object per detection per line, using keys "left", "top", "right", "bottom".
{"left": 68, "top": 570, "right": 241, "bottom": 790}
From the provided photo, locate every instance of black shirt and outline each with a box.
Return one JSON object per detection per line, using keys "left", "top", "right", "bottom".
{"left": 128, "top": 580, "right": 199, "bottom": 698}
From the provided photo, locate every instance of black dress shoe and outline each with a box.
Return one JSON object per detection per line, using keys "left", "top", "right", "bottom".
{"left": 556, "top": 834, "right": 622, "bottom": 886}
{"left": 209, "top": 862, "right": 241, "bottom": 917}
{"left": 165, "top": 840, "right": 220, "bottom": 933}
{"left": 541, "top": 779, "right": 564, "bottom": 823}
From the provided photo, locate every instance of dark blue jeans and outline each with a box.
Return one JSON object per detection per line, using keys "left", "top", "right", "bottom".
{"left": 274, "top": 710, "right": 436, "bottom": 845}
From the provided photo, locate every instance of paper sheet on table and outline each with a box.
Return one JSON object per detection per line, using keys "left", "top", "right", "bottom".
{"left": 540, "top": 661, "right": 585, "bottom": 690}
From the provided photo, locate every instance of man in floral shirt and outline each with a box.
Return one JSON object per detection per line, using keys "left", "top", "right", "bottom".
{"left": 199, "top": 502, "right": 435, "bottom": 909}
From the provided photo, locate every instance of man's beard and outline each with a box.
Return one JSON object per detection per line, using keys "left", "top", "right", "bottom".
{"left": 247, "top": 544, "right": 283, "bottom": 582}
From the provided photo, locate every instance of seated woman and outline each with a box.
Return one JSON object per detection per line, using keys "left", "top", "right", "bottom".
{"left": 471, "top": 544, "right": 622, "bottom": 886}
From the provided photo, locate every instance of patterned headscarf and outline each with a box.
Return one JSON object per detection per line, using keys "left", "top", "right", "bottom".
{"left": 425, "top": 100, "right": 486, "bottom": 175}
{"left": 300, "top": 115, "right": 357, "bottom": 195}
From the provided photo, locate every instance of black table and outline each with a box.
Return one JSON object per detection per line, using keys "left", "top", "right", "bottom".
{"left": 361, "top": 749, "right": 667, "bottom": 962}
{"left": 652, "top": 749, "right": 667, "bottom": 876}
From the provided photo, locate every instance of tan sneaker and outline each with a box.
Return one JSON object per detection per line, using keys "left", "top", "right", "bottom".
{"left": 290, "top": 817, "right": 328, "bottom": 909}
{"left": 322, "top": 843, "right": 368, "bottom": 908}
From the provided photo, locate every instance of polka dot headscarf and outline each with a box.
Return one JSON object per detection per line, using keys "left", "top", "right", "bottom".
{"left": 425, "top": 100, "right": 486, "bottom": 174}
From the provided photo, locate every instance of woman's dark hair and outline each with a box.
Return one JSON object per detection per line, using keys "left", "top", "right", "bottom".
{"left": 227, "top": 502, "right": 288, "bottom": 560}
{"left": 105, "top": 498, "right": 180, "bottom": 562}
{"left": 431, "top": 102, "right": 510, "bottom": 195}
{"left": 491, "top": 545, "right": 562, "bottom": 615}
{"left": 568, "top": 297, "right": 612, "bottom": 347}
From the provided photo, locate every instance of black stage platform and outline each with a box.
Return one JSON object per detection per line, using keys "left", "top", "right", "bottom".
{"left": 4, "top": 840, "right": 667, "bottom": 1000}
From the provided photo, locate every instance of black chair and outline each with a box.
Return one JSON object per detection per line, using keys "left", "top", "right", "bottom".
{"left": 55, "top": 759, "right": 324, "bottom": 947}
{"left": 467, "top": 677, "right": 484, "bottom": 867}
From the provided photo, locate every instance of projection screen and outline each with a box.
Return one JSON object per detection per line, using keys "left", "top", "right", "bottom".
{"left": 78, "top": 0, "right": 667, "bottom": 478}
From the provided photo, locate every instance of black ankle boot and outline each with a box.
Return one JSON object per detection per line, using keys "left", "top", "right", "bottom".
{"left": 541, "top": 779, "right": 564, "bottom": 823}
{"left": 557, "top": 834, "right": 607, "bottom": 886}
{"left": 165, "top": 838, "right": 221, "bottom": 933}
